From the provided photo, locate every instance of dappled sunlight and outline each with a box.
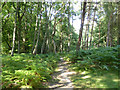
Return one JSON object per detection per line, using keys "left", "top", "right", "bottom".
{"left": 71, "top": 69, "right": 119, "bottom": 88}
{"left": 81, "top": 75, "right": 91, "bottom": 79}
{"left": 2, "top": 54, "right": 60, "bottom": 88}
{"left": 80, "top": 71, "right": 89, "bottom": 75}
{"left": 49, "top": 57, "right": 76, "bottom": 88}
{"left": 97, "top": 78, "right": 102, "bottom": 81}
{"left": 113, "top": 79, "right": 120, "bottom": 82}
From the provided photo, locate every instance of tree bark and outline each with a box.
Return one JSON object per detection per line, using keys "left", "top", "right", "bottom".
{"left": 76, "top": 2, "right": 87, "bottom": 55}
{"left": 17, "top": 2, "right": 27, "bottom": 54}
{"left": 11, "top": 6, "right": 17, "bottom": 56}
{"left": 118, "top": 2, "right": 120, "bottom": 45}
{"left": 90, "top": 5, "right": 96, "bottom": 47}
{"left": 68, "top": 2, "right": 71, "bottom": 52}
{"left": 17, "top": 2, "right": 21, "bottom": 54}
{"left": 106, "top": 15, "right": 111, "bottom": 47}
{"left": 47, "top": 2, "right": 52, "bottom": 53}
{"left": 86, "top": 3, "right": 91, "bottom": 49}
{"left": 33, "top": 3, "right": 42, "bottom": 55}
{"left": 118, "top": 2, "right": 120, "bottom": 59}
{"left": 41, "top": 2, "right": 48, "bottom": 54}
{"left": 32, "top": 4, "right": 39, "bottom": 54}
{"left": 84, "top": 25, "right": 87, "bottom": 49}
{"left": 98, "top": 22, "right": 101, "bottom": 47}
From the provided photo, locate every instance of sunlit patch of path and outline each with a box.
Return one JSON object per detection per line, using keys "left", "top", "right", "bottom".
{"left": 48, "top": 57, "right": 76, "bottom": 89}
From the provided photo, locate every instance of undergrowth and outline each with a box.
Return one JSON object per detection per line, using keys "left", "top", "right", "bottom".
{"left": 64, "top": 46, "right": 120, "bottom": 71}
{"left": 63, "top": 46, "right": 119, "bottom": 88}
{"left": 2, "top": 53, "right": 60, "bottom": 88}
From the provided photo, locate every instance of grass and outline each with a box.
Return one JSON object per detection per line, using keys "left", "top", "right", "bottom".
{"left": 70, "top": 69, "right": 119, "bottom": 88}
{"left": 63, "top": 46, "right": 120, "bottom": 88}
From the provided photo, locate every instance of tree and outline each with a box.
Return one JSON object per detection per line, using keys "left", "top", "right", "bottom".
{"left": 41, "top": 2, "right": 48, "bottom": 54}
{"left": 76, "top": 1, "right": 87, "bottom": 55}
{"left": 68, "top": 2, "right": 71, "bottom": 52}
{"left": 90, "top": 3, "right": 97, "bottom": 47}
{"left": 86, "top": 3, "right": 91, "bottom": 49}
{"left": 33, "top": 2, "right": 42, "bottom": 55}
{"left": 11, "top": 4, "right": 17, "bottom": 56}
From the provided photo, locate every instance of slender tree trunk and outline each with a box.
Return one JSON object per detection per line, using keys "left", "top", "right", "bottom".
{"left": 118, "top": 2, "right": 120, "bottom": 59}
{"left": 32, "top": 16, "right": 38, "bottom": 53}
{"left": 90, "top": 5, "right": 96, "bottom": 47}
{"left": 68, "top": 2, "right": 71, "bottom": 52}
{"left": 11, "top": 8, "right": 17, "bottom": 56}
{"left": 17, "top": 2, "right": 21, "bottom": 54}
{"left": 98, "top": 22, "right": 101, "bottom": 47}
{"left": 22, "top": 9, "right": 27, "bottom": 53}
{"left": 76, "top": 2, "right": 87, "bottom": 55}
{"left": 51, "top": 9, "right": 59, "bottom": 54}
{"left": 53, "top": 39, "right": 56, "bottom": 54}
{"left": 84, "top": 25, "right": 87, "bottom": 49}
{"left": 118, "top": 2, "right": 120, "bottom": 46}
{"left": 52, "top": 16, "right": 57, "bottom": 54}
{"left": 41, "top": 2, "right": 48, "bottom": 54}
{"left": 107, "top": 15, "right": 111, "bottom": 47}
{"left": 82, "top": 37, "right": 84, "bottom": 49}
{"left": 17, "top": 2, "right": 27, "bottom": 54}
{"left": 33, "top": 3, "right": 42, "bottom": 55}
{"left": 60, "top": 21, "right": 63, "bottom": 53}
{"left": 110, "top": 14, "right": 113, "bottom": 47}
{"left": 30, "top": 3, "right": 36, "bottom": 53}
{"left": 86, "top": 3, "right": 91, "bottom": 49}
{"left": 47, "top": 2, "right": 52, "bottom": 53}
{"left": 60, "top": 33, "right": 63, "bottom": 53}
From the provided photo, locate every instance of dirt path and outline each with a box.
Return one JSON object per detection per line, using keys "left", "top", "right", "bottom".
{"left": 48, "top": 57, "right": 76, "bottom": 89}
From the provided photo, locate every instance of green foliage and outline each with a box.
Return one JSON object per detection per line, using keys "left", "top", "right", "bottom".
{"left": 71, "top": 69, "right": 119, "bottom": 88}
{"left": 2, "top": 53, "right": 60, "bottom": 88}
{"left": 64, "top": 46, "right": 119, "bottom": 71}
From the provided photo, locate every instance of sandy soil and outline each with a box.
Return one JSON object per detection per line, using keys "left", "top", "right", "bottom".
{"left": 48, "top": 57, "right": 76, "bottom": 89}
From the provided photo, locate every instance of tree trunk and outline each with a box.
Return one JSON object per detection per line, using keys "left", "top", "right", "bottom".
{"left": 68, "top": 2, "right": 71, "bottom": 52}
{"left": 32, "top": 5, "right": 39, "bottom": 54}
{"left": 17, "top": 2, "right": 21, "bottom": 54}
{"left": 33, "top": 3, "right": 42, "bottom": 55}
{"left": 82, "top": 37, "right": 84, "bottom": 49}
{"left": 17, "top": 2, "right": 27, "bottom": 54}
{"left": 98, "top": 22, "right": 101, "bottom": 47}
{"left": 86, "top": 3, "right": 91, "bottom": 49}
{"left": 47, "top": 2, "right": 52, "bottom": 53}
{"left": 106, "top": 15, "right": 111, "bottom": 47}
{"left": 76, "top": 2, "right": 87, "bottom": 55}
{"left": 11, "top": 7, "right": 17, "bottom": 56}
{"left": 84, "top": 25, "right": 87, "bottom": 50}
{"left": 90, "top": 5, "right": 96, "bottom": 47}
{"left": 22, "top": 9, "right": 27, "bottom": 53}
{"left": 118, "top": 2, "right": 120, "bottom": 59}
{"left": 51, "top": 7, "right": 58, "bottom": 54}
{"left": 41, "top": 2, "right": 48, "bottom": 54}
{"left": 110, "top": 14, "right": 113, "bottom": 47}
{"left": 118, "top": 2, "right": 120, "bottom": 45}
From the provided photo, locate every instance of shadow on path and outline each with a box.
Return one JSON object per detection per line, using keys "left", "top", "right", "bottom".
{"left": 48, "top": 57, "right": 76, "bottom": 89}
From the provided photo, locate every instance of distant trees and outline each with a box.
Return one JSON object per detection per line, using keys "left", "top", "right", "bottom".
{"left": 2, "top": 2, "right": 119, "bottom": 55}
{"left": 2, "top": 2, "right": 77, "bottom": 55}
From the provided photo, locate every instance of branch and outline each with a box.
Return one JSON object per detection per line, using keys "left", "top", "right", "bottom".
{"left": 2, "top": 1, "right": 7, "bottom": 8}
{"left": 55, "top": 17, "right": 63, "bottom": 26}
{"left": 13, "top": 3, "right": 16, "bottom": 9}
{"left": 20, "top": 2, "right": 27, "bottom": 20}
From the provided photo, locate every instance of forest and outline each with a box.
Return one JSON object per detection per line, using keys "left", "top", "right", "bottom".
{"left": 1, "top": 1, "right": 120, "bottom": 89}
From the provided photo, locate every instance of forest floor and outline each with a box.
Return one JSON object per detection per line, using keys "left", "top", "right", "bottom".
{"left": 48, "top": 57, "right": 76, "bottom": 89}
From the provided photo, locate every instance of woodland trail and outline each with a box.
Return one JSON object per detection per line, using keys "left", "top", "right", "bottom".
{"left": 48, "top": 57, "right": 76, "bottom": 89}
